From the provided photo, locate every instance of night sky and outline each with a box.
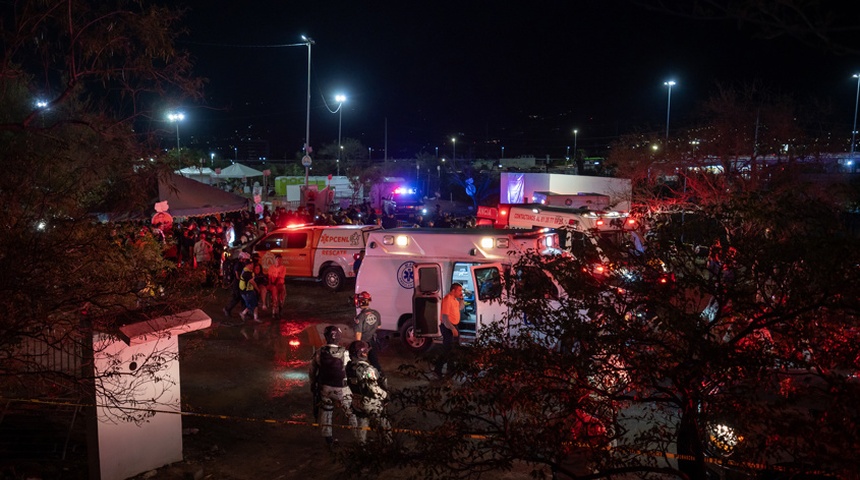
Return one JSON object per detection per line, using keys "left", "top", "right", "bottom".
{"left": 173, "top": 1, "right": 859, "bottom": 160}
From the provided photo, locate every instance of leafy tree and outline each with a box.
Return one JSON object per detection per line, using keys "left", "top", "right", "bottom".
{"left": 0, "top": 0, "right": 203, "bottom": 409}
{"left": 358, "top": 188, "right": 860, "bottom": 480}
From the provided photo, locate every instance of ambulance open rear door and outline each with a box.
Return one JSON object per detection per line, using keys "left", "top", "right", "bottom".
{"left": 469, "top": 263, "right": 508, "bottom": 339}
{"left": 412, "top": 263, "right": 442, "bottom": 337}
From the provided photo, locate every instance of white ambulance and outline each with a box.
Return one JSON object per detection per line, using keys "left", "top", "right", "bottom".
{"left": 354, "top": 227, "right": 561, "bottom": 352}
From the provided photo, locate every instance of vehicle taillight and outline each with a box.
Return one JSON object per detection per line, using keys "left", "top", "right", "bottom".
{"left": 596, "top": 219, "right": 605, "bottom": 226}
{"left": 288, "top": 338, "right": 301, "bottom": 348}
{"left": 500, "top": 209, "right": 508, "bottom": 216}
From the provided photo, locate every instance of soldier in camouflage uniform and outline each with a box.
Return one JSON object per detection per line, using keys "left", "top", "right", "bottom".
{"left": 346, "top": 340, "right": 392, "bottom": 445}
{"left": 353, "top": 291, "right": 384, "bottom": 374}
{"left": 310, "top": 326, "right": 358, "bottom": 447}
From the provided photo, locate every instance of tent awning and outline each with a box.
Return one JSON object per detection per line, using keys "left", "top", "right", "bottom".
{"left": 159, "top": 173, "right": 248, "bottom": 218}
{"left": 212, "top": 163, "right": 264, "bottom": 178}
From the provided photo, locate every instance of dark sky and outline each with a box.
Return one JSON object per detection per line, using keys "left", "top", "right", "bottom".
{"left": 174, "top": 1, "right": 858, "bottom": 160}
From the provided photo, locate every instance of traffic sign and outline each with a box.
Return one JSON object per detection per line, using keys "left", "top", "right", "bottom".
{"left": 301, "top": 155, "right": 312, "bottom": 167}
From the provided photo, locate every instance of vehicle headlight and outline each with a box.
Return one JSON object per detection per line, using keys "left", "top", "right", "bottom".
{"left": 708, "top": 423, "right": 742, "bottom": 454}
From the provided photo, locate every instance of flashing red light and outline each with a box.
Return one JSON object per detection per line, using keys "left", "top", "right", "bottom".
{"left": 627, "top": 218, "right": 636, "bottom": 225}
{"left": 596, "top": 219, "right": 605, "bottom": 226}
{"left": 594, "top": 265, "right": 606, "bottom": 274}
{"left": 659, "top": 277, "right": 668, "bottom": 284}
{"left": 500, "top": 209, "right": 508, "bottom": 216}
{"left": 288, "top": 339, "right": 301, "bottom": 348}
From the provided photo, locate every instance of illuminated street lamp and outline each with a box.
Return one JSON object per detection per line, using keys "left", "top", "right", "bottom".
{"left": 167, "top": 112, "right": 185, "bottom": 152}
{"left": 573, "top": 128, "right": 579, "bottom": 167}
{"left": 851, "top": 74, "right": 860, "bottom": 168}
{"left": 664, "top": 80, "right": 676, "bottom": 141}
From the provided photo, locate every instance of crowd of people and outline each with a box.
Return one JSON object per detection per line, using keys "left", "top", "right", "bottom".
{"left": 130, "top": 201, "right": 479, "bottom": 287}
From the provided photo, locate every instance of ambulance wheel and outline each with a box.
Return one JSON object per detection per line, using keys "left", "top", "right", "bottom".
{"left": 322, "top": 267, "right": 345, "bottom": 291}
{"left": 399, "top": 319, "right": 431, "bottom": 353}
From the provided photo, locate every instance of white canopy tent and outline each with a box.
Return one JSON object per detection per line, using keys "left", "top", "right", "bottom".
{"left": 212, "top": 163, "right": 264, "bottom": 179}
{"left": 175, "top": 166, "right": 216, "bottom": 184}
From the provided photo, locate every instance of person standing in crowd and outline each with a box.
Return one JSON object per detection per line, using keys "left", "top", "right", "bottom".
{"left": 267, "top": 254, "right": 287, "bottom": 318}
{"left": 181, "top": 224, "right": 196, "bottom": 267}
{"left": 238, "top": 257, "right": 260, "bottom": 322}
{"left": 309, "top": 326, "right": 358, "bottom": 447}
{"left": 353, "top": 291, "right": 384, "bottom": 375}
{"left": 252, "top": 262, "right": 268, "bottom": 314}
{"left": 381, "top": 212, "right": 398, "bottom": 229}
{"left": 193, "top": 232, "right": 213, "bottom": 268}
{"left": 223, "top": 252, "right": 250, "bottom": 323}
{"left": 346, "top": 340, "right": 391, "bottom": 445}
{"left": 434, "top": 282, "right": 464, "bottom": 377}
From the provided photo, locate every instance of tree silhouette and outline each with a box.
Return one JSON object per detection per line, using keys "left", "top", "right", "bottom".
{"left": 0, "top": 0, "right": 204, "bottom": 416}
{"left": 360, "top": 187, "right": 859, "bottom": 480}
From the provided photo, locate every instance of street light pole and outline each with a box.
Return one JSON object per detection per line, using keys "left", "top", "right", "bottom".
{"left": 452, "top": 137, "right": 456, "bottom": 162}
{"left": 851, "top": 74, "right": 860, "bottom": 168}
{"left": 573, "top": 128, "right": 578, "bottom": 169}
{"left": 664, "top": 80, "right": 676, "bottom": 142}
{"left": 302, "top": 35, "right": 315, "bottom": 186}
{"left": 168, "top": 112, "right": 184, "bottom": 153}
{"left": 335, "top": 94, "right": 346, "bottom": 174}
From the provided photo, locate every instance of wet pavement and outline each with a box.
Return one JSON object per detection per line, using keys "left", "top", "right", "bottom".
{"left": 139, "top": 282, "right": 424, "bottom": 480}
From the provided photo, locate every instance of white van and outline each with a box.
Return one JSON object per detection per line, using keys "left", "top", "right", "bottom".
{"left": 354, "top": 228, "right": 561, "bottom": 352}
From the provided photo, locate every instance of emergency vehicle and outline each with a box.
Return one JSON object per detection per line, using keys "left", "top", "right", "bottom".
{"left": 479, "top": 204, "right": 644, "bottom": 254}
{"left": 354, "top": 228, "right": 561, "bottom": 352}
{"left": 249, "top": 224, "right": 381, "bottom": 291}
{"left": 381, "top": 185, "right": 427, "bottom": 219}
